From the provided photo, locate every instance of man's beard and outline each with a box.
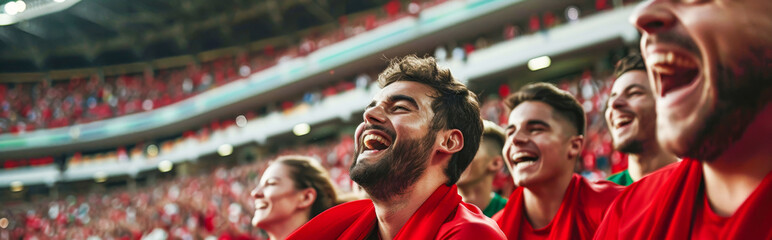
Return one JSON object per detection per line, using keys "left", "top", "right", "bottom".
{"left": 615, "top": 138, "right": 644, "bottom": 154}
{"left": 687, "top": 63, "right": 770, "bottom": 161}
{"left": 650, "top": 32, "right": 771, "bottom": 161}
{"left": 350, "top": 128, "right": 436, "bottom": 201}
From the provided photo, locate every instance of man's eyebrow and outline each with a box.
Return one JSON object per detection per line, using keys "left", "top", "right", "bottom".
{"left": 525, "top": 119, "right": 550, "bottom": 127}
{"left": 366, "top": 100, "right": 376, "bottom": 109}
{"left": 610, "top": 83, "right": 648, "bottom": 99}
{"left": 388, "top": 94, "right": 419, "bottom": 109}
{"left": 624, "top": 83, "right": 648, "bottom": 93}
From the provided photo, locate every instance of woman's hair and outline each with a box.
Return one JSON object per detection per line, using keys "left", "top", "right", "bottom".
{"left": 274, "top": 155, "right": 339, "bottom": 219}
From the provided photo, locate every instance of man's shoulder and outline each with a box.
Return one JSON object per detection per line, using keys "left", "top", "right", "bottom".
{"left": 626, "top": 162, "right": 680, "bottom": 196}
{"left": 580, "top": 175, "right": 625, "bottom": 198}
{"left": 586, "top": 178, "right": 625, "bottom": 193}
{"left": 437, "top": 202, "right": 506, "bottom": 239}
{"left": 304, "top": 199, "right": 373, "bottom": 225}
{"left": 611, "top": 161, "right": 682, "bottom": 210}
{"left": 287, "top": 199, "right": 374, "bottom": 240}
{"left": 576, "top": 175, "right": 625, "bottom": 212}
{"left": 325, "top": 199, "right": 373, "bottom": 214}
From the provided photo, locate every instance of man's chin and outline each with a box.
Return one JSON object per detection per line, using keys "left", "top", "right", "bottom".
{"left": 657, "top": 119, "right": 700, "bottom": 156}
{"left": 455, "top": 178, "right": 472, "bottom": 187}
{"left": 659, "top": 100, "right": 759, "bottom": 161}
{"left": 611, "top": 140, "right": 629, "bottom": 153}
{"left": 349, "top": 157, "right": 389, "bottom": 190}
{"left": 513, "top": 174, "right": 538, "bottom": 188}
{"left": 661, "top": 138, "right": 689, "bottom": 160}
{"left": 660, "top": 120, "right": 721, "bottom": 161}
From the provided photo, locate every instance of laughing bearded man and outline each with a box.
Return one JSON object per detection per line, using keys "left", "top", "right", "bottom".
{"left": 287, "top": 55, "right": 505, "bottom": 240}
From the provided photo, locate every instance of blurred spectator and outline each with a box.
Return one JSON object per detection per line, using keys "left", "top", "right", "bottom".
{"left": 250, "top": 156, "right": 340, "bottom": 240}
{"left": 384, "top": 0, "right": 402, "bottom": 19}
{"left": 528, "top": 14, "right": 541, "bottom": 33}
{"left": 502, "top": 24, "right": 518, "bottom": 40}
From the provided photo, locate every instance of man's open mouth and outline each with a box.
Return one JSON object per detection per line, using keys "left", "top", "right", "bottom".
{"left": 647, "top": 51, "right": 700, "bottom": 97}
{"left": 613, "top": 115, "right": 633, "bottom": 129}
{"left": 362, "top": 131, "right": 392, "bottom": 153}
{"left": 255, "top": 201, "right": 268, "bottom": 210}
{"left": 511, "top": 151, "right": 539, "bottom": 165}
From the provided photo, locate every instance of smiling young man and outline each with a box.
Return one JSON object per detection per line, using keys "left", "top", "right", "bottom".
{"left": 493, "top": 83, "right": 623, "bottom": 240}
{"left": 456, "top": 120, "right": 508, "bottom": 217}
{"left": 287, "top": 55, "right": 505, "bottom": 240}
{"left": 594, "top": 0, "right": 772, "bottom": 239}
{"left": 605, "top": 53, "right": 678, "bottom": 186}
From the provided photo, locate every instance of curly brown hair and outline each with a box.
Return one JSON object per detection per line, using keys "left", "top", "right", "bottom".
{"left": 377, "top": 55, "right": 483, "bottom": 186}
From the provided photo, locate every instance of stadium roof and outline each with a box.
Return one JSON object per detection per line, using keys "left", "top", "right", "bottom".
{"left": 0, "top": 0, "right": 390, "bottom": 72}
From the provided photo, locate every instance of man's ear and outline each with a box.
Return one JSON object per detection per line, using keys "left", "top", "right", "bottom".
{"left": 297, "top": 188, "right": 317, "bottom": 209}
{"left": 487, "top": 155, "right": 504, "bottom": 173}
{"left": 567, "top": 135, "right": 584, "bottom": 161}
{"left": 437, "top": 129, "right": 464, "bottom": 154}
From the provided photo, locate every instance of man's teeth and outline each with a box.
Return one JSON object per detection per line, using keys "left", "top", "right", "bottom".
{"left": 515, "top": 160, "right": 537, "bottom": 167}
{"left": 363, "top": 134, "right": 391, "bottom": 150}
{"left": 256, "top": 202, "right": 268, "bottom": 209}
{"left": 647, "top": 51, "right": 698, "bottom": 74}
{"left": 614, "top": 117, "right": 632, "bottom": 128}
{"left": 511, "top": 152, "right": 538, "bottom": 163}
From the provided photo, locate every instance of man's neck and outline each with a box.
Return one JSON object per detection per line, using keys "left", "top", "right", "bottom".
{"left": 522, "top": 170, "right": 573, "bottom": 229}
{"left": 703, "top": 103, "right": 772, "bottom": 217}
{"left": 457, "top": 176, "right": 494, "bottom": 211}
{"left": 372, "top": 170, "right": 445, "bottom": 240}
{"left": 626, "top": 143, "right": 678, "bottom": 182}
{"left": 265, "top": 211, "right": 309, "bottom": 240}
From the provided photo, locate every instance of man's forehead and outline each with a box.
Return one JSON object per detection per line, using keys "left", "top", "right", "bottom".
{"left": 508, "top": 101, "right": 554, "bottom": 124}
{"left": 612, "top": 71, "right": 650, "bottom": 93}
{"left": 373, "top": 81, "right": 435, "bottom": 103}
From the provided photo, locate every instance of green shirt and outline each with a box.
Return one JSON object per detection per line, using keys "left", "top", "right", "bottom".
{"left": 607, "top": 169, "right": 634, "bottom": 186}
{"left": 482, "top": 192, "right": 508, "bottom": 217}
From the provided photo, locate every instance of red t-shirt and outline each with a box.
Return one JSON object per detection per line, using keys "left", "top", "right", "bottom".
{"left": 691, "top": 192, "right": 730, "bottom": 240}
{"left": 436, "top": 201, "right": 506, "bottom": 239}
{"left": 493, "top": 174, "right": 622, "bottom": 240}
{"left": 521, "top": 219, "right": 550, "bottom": 240}
{"left": 287, "top": 184, "right": 505, "bottom": 240}
{"left": 594, "top": 159, "right": 772, "bottom": 239}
